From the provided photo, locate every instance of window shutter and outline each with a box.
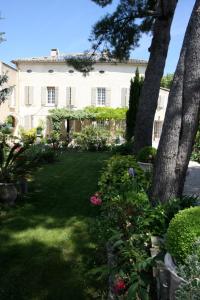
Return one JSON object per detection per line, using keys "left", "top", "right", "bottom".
{"left": 55, "top": 87, "right": 59, "bottom": 106}
{"left": 105, "top": 88, "right": 111, "bottom": 107}
{"left": 29, "top": 86, "right": 34, "bottom": 105}
{"left": 71, "top": 87, "right": 76, "bottom": 107}
{"left": 24, "top": 86, "right": 29, "bottom": 105}
{"left": 41, "top": 87, "right": 46, "bottom": 106}
{"left": 66, "top": 87, "right": 71, "bottom": 107}
{"left": 91, "top": 88, "right": 96, "bottom": 106}
{"left": 121, "top": 88, "right": 126, "bottom": 107}
{"left": 121, "top": 88, "right": 129, "bottom": 107}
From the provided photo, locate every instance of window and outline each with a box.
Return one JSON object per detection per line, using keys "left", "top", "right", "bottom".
{"left": 154, "top": 121, "right": 163, "bottom": 139}
{"left": 97, "top": 88, "right": 106, "bottom": 106}
{"left": 47, "top": 87, "right": 55, "bottom": 105}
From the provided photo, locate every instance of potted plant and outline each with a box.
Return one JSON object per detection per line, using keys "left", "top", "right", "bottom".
{"left": 137, "top": 146, "right": 157, "bottom": 172}
{"left": 0, "top": 141, "right": 27, "bottom": 205}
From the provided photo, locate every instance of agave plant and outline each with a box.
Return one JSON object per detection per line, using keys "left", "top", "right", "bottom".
{"left": 0, "top": 141, "right": 27, "bottom": 183}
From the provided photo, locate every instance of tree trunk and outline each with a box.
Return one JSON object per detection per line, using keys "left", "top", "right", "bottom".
{"left": 151, "top": 0, "right": 200, "bottom": 203}
{"left": 133, "top": 0, "right": 178, "bottom": 154}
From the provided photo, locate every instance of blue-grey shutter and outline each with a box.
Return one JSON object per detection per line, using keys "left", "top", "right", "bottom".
{"left": 91, "top": 88, "right": 96, "bottom": 106}
{"left": 41, "top": 87, "right": 46, "bottom": 106}
{"left": 105, "top": 88, "right": 111, "bottom": 107}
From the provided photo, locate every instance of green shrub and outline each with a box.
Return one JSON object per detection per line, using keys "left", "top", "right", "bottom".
{"left": 98, "top": 155, "right": 147, "bottom": 198}
{"left": 137, "top": 146, "right": 157, "bottom": 163}
{"left": 23, "top": 144, "right": 56, "bottom": 165}
{"left": 112, "top": 142, "right": 133, "bottom": 155}
{"left": 166, "top": 207, "right": 200, "bottom": 263}
{"left": 73, "top": 125, "right": 110, "bottom": 151}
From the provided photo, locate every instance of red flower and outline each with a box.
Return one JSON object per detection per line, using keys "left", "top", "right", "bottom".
{"left": 113, "top": 278, "right": 126, "bottom": 294}
{"left": 90, "top": 193, "right": 102, "bottom": 206}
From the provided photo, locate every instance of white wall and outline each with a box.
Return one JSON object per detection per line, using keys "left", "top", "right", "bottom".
{"left": 17, "top": 61, "right": 146, "bottom": 128}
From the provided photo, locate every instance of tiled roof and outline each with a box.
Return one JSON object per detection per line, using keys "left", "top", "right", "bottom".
{"left": 12, "top": 53, "right": 148, "bottom": 65}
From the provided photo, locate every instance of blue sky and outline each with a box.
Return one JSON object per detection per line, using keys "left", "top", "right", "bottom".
{"left": 0, "top": 0, "right": 195, "bottom": 74}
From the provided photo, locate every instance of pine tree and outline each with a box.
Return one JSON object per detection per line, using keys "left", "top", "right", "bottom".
{"left": 90, "top": 0, "right": 178, "bottom": 154}
{"left": 126, "top": 68, "right": 143, "bottom": 141}
{"left": 151, "top": 0, "right": 200, "bottom": 203}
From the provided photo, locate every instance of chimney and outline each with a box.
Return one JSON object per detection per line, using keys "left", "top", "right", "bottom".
{"left": 50, "top": 49, "right": 59, "bottom": 58}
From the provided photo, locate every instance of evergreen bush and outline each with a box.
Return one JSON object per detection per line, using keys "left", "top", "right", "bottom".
{"left": 125, "top": 68, "right": 143, "bottom": 141}
{"left": 166, "top": 207, "right": 200, "bottom": 263}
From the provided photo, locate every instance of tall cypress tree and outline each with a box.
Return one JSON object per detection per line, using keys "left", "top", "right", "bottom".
{"left": 126, "top": 68, "right": 143, "bottom": 142}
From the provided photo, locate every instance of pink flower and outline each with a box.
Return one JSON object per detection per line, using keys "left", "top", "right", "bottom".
{"left": 113, "top": 278, "right": 126, "bottom": 295}
{"left": 90, "top": 194, "right": 102, "bottom": 206}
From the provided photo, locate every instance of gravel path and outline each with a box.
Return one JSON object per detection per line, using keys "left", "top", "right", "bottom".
{"left": 184, "top": 161, "right": 200, "bottom": 198}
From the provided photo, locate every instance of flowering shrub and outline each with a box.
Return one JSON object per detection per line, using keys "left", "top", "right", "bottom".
{"left": 98, "top": 155, "right": 148, "bottom": 200}
{"left": 113, "top": 278, "right": 126, "bottom": 295}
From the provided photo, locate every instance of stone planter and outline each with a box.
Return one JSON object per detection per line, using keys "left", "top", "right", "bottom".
{"left": 151, "top": 237, "right": 186, "bottom": 300}
{"left": 138, "top": 161, "right": 153, "bottom": 172}
{"left": 155, "top": 253, "right": 186, "bottom": 300}
{"left": 0, "top": 183, "right": 18, "bottom": 205}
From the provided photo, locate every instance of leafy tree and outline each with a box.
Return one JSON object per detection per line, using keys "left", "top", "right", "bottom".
{"left": 161, "top": 73, "right": 174, "bottom": 89}
{"left": 126, "top": 68, "right": 143, "bottom": 141}
{"left": 0, "top": 74, "right": 11, "bottom": 106}
{"left": 152, "top": 0, "right": 200, "bottom": 203}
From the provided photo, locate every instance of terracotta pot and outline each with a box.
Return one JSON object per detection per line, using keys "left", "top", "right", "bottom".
{"left": 0, "top": 183, "right": 18, "bottom": 205}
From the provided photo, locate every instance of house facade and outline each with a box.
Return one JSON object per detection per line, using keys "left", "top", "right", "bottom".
{"left": 0, "top": 49, "right": 169, "bottom": 144}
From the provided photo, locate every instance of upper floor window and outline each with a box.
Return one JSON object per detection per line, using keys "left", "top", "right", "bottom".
{"left": 47, "top": 87, "right": 55, "bottom": 105}
{"left": 97, "top": 88, "right": 106, "bottom": 106}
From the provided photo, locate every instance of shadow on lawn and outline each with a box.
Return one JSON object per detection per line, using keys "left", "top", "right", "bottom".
{"left": 0, "top": 240, "right": 88, "bottom": 300}
{"left": 0, "top": 215, "right": 102, "bottom": 300}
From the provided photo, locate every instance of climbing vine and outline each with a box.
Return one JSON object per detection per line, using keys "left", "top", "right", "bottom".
{"left": 49, "top": 106, "right": 127, "bottom": 132}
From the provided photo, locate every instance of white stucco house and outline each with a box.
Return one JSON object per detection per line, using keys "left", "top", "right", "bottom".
{"left": 0, "top": 49, "right": 169, "bottom": 144}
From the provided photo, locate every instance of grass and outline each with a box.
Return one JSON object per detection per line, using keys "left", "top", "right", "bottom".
{"left": 0, "top": 151, "right": 111, "bottom": 300}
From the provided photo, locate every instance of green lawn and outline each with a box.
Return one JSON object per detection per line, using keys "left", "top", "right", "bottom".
{"left": 0, "top": 152, "right": 111, "bottom": 300}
